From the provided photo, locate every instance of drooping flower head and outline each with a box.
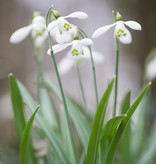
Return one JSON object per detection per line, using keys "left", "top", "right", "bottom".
{"left": 92, "top": 12, "right": 141, "bottom": 44}
{"left": 10, "top": 12, "right": 47, "bottom": 47}
{"left": 57, "top": 47, "right": 104, "bottom": 75}
{"left": 47, "top": 10, "right": 88, "bottom": 43}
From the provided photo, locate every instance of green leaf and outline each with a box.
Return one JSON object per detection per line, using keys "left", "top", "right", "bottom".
{"left": 85, "top": 77, "right": 115, "bottom": 164}
{"left": 19, "top": 105, "right": 39, "bottom": 164}
{"left": 17, "top": 79, "right": 70, "bottom": 164}
{"left": 60, "top": 107, "right": 77, "bottom": 164}
{"left": 137, "top": 120, "right": 156, "bottom": 164}
{"left": 39, "top": 86, "right": 59, "bottom": 129}
{"left": 104, "top": 82, "right": 151, "bottom": 164}
{"left": 120, "top": 91, "right": 131, "bottom": 114}
{"left": 44, "top": 77, "right": 90, "bottom": 150}
{"left": 9, "top": 73, "right": 26, "bottom": 140}
{"left": 100, "top": 115, "right": 125, "bottom": 163}
{"left": 119, "top": 91, "right": 131, "bottom": 164}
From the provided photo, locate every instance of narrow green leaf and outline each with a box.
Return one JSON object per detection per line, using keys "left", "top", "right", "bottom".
{"left": 104, "top": 82, "right": 151, "bottom": 164}
{"left": 17, "top": 79, "right": 70, "bottom": 164}
{"left": 137, "top": 120, "right": 156, "bottom": 164}
{"left": 120, "top": 91, "right": 131, "bottom": 114}
{"left": 119, "top": 91, "right": 131, "bottom": 164}
{"left": 100, "top": 116, "right": 125, "bottom": 163}
{"left": 86, "top": 77, "right": 115, "bottom": 164}
{"left": 20, "top": 105, "right": 39, "bottom": 164}
{"left": 60, "top": 107, "right": 77, "bottom": 164}
{"left": 44, "top": 77, "right": 90, "bottom": 150}
{"left": 39, "top": 86, "right": 59, "bottom": 129}
{"left": 9, "top": 73, "right": 26, "bottom": 140}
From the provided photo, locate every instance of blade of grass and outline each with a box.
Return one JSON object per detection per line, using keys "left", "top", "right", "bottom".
{"left": 85, "top": 77, "right": 115, "bottom": 164}
{"left": 104, "top": 82, "right": 151, "bottom": 164}
{"left": 19, "top": 105, "right": 39, "bottom": 164}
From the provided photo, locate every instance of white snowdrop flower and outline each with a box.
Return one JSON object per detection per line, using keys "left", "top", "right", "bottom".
{"left": 10, "top": 15, "right": 47, "bottom": 47}
{"left": 47, "top": 38, "right": 93, "bottom": 56}
{"left": 47, "top": 11, "right": 88, "bottom": 43}
{"left": 57, "top": 47, "right": 104, "bottom": 75}
{"left": 146, "top": 57, "right": 156, "bottom": 80}
{"left": 92, "top": 20, "right": 141, "bottom": 44}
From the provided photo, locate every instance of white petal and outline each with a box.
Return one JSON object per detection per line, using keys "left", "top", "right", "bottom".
{"left": 47, "top": 43, "right": 72, "bottom": 55}
{"left": 124, "top": 21, "right": 141, "bottom": 31}
{"left": 47, "top": 20, "right": 59, "bottom": 31}
{"left": 58, "top": 57, "right": 74, "bottom": 75}
{"left": 10, "top": 25, "right": 32, "bottom": 44}
{"left": 118, "top": 28, "right": 132, "bottom": 44}
{"left": 80, "top": 38, "right": 93, "bottom": 46}
{"left": 34, "top": 33, "right": 47, "bottom": 47}
{"left": 33, "top": 16, "right": 45, "bottom": 24}
{"left": 63, "top": 12, "right": 88, "bottom": 19}
{"left": 92, "top": 23, "right": 115, "bottom": 38}
{"left": 82, "top": 46, "right": 104, "bottom": 63}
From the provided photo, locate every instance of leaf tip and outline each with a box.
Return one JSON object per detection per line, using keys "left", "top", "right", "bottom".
{"left": 8, "top": 73, "right": 13, "bottom": 78}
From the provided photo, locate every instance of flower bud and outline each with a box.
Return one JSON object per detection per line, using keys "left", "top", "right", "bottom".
{"left": 115, "top": 12, "right": 122, "bottom": 22}
{"left": 53, "top": 10, "right": 61, "bottom": 19}
{"left": 32, "top": 12, "right": 40, "bottom": 19}
{"left": 73, "top": 32, "right": 79, "bottom": 40}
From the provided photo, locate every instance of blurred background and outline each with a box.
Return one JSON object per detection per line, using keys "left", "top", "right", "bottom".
{"left": 0, "top": 0, "right": 156, "bottom": 163}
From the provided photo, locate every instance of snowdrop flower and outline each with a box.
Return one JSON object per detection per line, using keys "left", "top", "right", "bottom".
{"left": 10, "top": 14, "right": 47, "bottom": 47}
{"left": 47, "top": 11, "right": 88, "bottom": 43}
{"left": 47, "top": 38, "right": 93, "bottom": 56}
{"left": 146, "top": 57, "right": 156, "bottom": 80}
{"left": 92, "top": 13, "right": 141, "bottom": 44}
{"left": 57, "top": 47, "right": 104, "bottom": 75}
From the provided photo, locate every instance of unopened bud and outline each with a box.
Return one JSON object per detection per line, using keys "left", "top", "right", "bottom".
{"left": 73, "top": 32, "right": 79, "bottom": 40}
{"left": 115, "top": 12, "right": 122, "bottom": 22}
{"left": 53, "top": 10, "right": 61, "bottom": 19}
{"left": 32, "top": 12, "right": 40, "bottom": 19}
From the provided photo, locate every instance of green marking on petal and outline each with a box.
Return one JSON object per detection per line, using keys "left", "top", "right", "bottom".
{"left": 72, "top": 49, "right": 79, "bottom": 56}
{"left": 117, "top": 29, "right": 124, "bottom": 34}
{"left": 64, "top": 23, "right": 72, "bottom": 31}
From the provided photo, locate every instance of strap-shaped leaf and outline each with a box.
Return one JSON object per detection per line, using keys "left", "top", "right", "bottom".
{"left": 9, "top": 73, "right": 26, "bottom": 140}
{"left": 17, "top": 78, "right": 70, "bottom": 164}
{"left": 100, "top": 115, "right": 125, "bottom": 163}
{"left": 20, "top": 105, "right": 39, "bottom": 164}
{"left": 104, "top": 82, "right": 151, "bottom": 164}
{"left": 120, "top": 91, "right": 132, "bottom": 164}
{"left": 44, "top": 77, "right": 90, "bottom": 150}
{"left": 86, "top": 77, "right": 115, "bottom": 164}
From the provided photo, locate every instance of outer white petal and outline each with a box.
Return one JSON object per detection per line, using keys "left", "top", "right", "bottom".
{"left": 63, "top": 12, "right": 88, "bottom": 19}
{"left": 124, "top": 21, "right": 141, "bottom": 31}
{"left": 58, "top": 57, "right": 74, "bottom": 75}
{"left": 80, "top": 38, "right": 93, "bottom": 46}
{"left": 47, "top": 20, "right": 59, "bottom": 32}
{"left": 35, "top": 32, "right": 48, "bottom": 47}
{"left": 146, "top": 58, "right": 156, "bottom": 80}
{"left": 118, "top": 28, "right": 132, "bottom": 44}
{"left": 47, "top": 43, "right": 72, "bottom": 55}
{"left": 82, "top": 46, "right": 104, "bottom": 63}
{"left": 92, "top": 23, "right": 115, "bottom": 38}
{"left": 33, "top": 16, "right": 45, "bottom": 24}
{"left": 10, "top": 25, "right": 32, "bottom": 44}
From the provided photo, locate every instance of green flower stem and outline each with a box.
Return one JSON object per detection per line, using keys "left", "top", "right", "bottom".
{"left": 47, "top": 32, "right": 78, "bottom": 164}
{"left": 113, "top": 38, "right": 119, "bottom": 117}
{"left": 76, "top": 65, "right": 87, "bottom": 107}
{"left": 78, "top": 27, "right": 99, "bottom": 108}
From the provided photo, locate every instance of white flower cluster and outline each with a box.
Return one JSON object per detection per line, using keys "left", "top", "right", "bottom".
{"left": 10, "top": 9, "right": 141, "bottom": 73}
